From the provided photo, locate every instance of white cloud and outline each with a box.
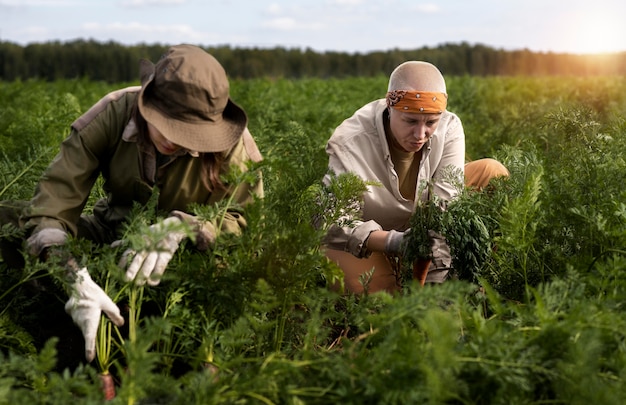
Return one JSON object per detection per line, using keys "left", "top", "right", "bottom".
{"left": 413, "top": 3, "right": 440, "bottom": 13}
{"left": 261, "top": 17, "right": 297, "bottom": 30}
{"left": 327, "top": 0, "right": 364, "bottom": 5}
{"left": 266, "top": 2, "right": 282, "bottom": 15}
{"left": 83, "top": 21, "right": 188, "bottom": 34}
{"left": 119, "top": 0, "right": 187, "bottom": 7}
{"left": 16, "top": 26, "right": 50, "bottom": 36}
{"left": 261, "top": 16, "right": 324, "bottom": 31}
{"left": 79, "top": 21, "right": 217, "bottom": 43}
{"left": 4, "top": 0, "right": 624, "bottom": 54}
{"left": 0, "top": 0, "right": 78, "bottom": 5}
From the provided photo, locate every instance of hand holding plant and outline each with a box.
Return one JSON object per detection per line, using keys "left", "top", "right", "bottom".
{"left": 384, "top": 229, "right": 411, "bottom": 256}
{"left": 118, "top": 216, "right": 189, "bottom": 286}
{"left": 64, "top": 264, "right": 125, "bottom": 362}
{"left": 402, "top": 178, "right": 492, "bottom": 287}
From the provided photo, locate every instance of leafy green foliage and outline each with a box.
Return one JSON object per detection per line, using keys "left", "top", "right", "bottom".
{"left": 1, "top": 76, "right": 626, "bottom": 404}
{"left": 402, "top": 172, "right": 492, "bottom": 286}
{"left": 441, "top": 191, "right": 492, "bottom": 283}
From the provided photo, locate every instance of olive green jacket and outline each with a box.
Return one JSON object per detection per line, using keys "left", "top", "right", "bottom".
{"left": 22, "top": 86, "right": 263, "bottom": 249}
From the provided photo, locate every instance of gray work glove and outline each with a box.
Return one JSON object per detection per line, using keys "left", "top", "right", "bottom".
{"left": 64, "top": 266, "right": 124, "bottom": 362}
{"left": 384, "top": 229, "right": 410, "bottom": 256}
{"left": 118, "top": 216, "right": 187, "bottom": 286}
{"left": 26, "top": 228, "right": 68, "bottom": 257}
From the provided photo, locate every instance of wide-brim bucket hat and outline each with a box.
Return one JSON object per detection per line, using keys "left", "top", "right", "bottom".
{"left": 138, "top": 44, "right": 247, "bottom": 153}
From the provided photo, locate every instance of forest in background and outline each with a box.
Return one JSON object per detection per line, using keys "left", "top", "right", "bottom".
{"left": 1, "top": 39, "right": 625, "bottom": 82}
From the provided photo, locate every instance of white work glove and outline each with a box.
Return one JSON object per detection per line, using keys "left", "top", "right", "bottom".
{"left": 119, "top": 216, "right": 187, "bottom": 286}
{"left": 64, "top": 267, "right": 124, "bottom": 362}
{"left": 384, "top": 229, "right": 411, "bottom": 256}
{"left": 26, "top": 228, "right": 68, "bottom": 257}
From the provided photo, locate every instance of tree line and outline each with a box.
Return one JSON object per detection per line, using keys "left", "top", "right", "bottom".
{"left": 1, "top": 39, "right": 625, "bottom": 82}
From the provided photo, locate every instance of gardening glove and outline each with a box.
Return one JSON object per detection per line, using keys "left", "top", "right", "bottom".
{"left": 26, "top": 228, "right": 68, "bottom": 258}
{"left": 64, "top": 266, "right": 124, "bottom": 362}
{"left": 384, "top": 229, "right": 410, "bottom": 256}
{"left": 119, "top": 216, "right": 187, "bottom": 286}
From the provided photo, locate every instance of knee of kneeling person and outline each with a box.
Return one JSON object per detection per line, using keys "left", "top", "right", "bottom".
{"left": 464, "top": 158, "right": 509, "bottom": 190}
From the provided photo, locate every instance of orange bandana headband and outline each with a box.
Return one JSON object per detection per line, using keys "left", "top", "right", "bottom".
{"left": 386, "top": 90, "right": 447, "bottom": 114}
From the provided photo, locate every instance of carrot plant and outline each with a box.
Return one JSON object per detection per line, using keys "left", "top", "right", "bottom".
{"left": 1, "top": 76, "right": 626, "bottom": 404}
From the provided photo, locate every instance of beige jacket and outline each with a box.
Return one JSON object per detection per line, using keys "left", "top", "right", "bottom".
{"left": 323, "top": 99, "right": 465, "bottom": 262}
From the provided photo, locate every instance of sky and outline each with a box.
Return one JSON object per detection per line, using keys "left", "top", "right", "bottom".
{"left": 1, "top": 0, "right": 626, "bottom": 55}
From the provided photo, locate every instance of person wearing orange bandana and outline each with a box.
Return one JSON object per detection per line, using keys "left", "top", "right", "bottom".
{"left": 322, "top": 61, "right": 508, "bottom": 294}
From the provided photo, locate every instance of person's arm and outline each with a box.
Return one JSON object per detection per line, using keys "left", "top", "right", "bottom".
{"left": 23, "top": 127, "right": 102, "bottom": 239}
{"left": 23, "top": 90, "right": 132, "bottom": 240}
{"left": 22, "top": 109, "right": 127, "bottom": 362}
{"left": 431, "top": 113, "right": 466, "bottom": 200}
{"left": 321, "top": 146, "right": 385, "bottom": 258}
{"left": 366, "top": 230, "right": 388, "bottom": 252}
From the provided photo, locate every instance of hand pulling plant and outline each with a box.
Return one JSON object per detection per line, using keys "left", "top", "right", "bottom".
{"left": 401, "top": 181, "right": 445, "bottom": 288}
{"left": 401, "top": 178, "right": 492, "bottom": 288}
{"left": 58, "top": 247, "right": 128, "bottom": 402}
{"left": 95, "top": 266, "right": 124, "bottom": 401}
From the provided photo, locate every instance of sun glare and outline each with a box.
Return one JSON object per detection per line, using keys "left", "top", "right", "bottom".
{"left": 567, "top": 12, "right": 626, "bottom": 54}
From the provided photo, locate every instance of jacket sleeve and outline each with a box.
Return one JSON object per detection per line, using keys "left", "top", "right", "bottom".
{"left": 321, "top": 143, "right": 382, "bottom": 258}
{"left": 21, "top": 89, "right": 133, "bottom": 238}
{"left": 22, "top": 127, "right": 104, "bottom": 236}
{"left": 432, "top": 113, "right": 465, "bottom": 201}
{"left": 323, "top": 219, "right": 382, "bottom": 258}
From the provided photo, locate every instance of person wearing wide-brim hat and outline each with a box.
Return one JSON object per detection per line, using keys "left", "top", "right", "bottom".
{"left": 137, "top": 44, "right": 249, "bottom": 153}
{"left": 321, "top": 61, "right": 508, "bottom": 294}
{"left": 0, "top": 44, "right": 263, "bottom": 365}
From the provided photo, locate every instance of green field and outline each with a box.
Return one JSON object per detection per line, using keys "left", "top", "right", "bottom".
{"left": 1, "top": 75, "right": 626, "bottom": 404}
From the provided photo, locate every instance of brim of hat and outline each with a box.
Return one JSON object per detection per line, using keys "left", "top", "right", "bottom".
{"left": 138, "top": 84, "right": 247, "bottom": 153}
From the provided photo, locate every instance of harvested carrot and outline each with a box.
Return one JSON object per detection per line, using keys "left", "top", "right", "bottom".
{"left": 203, "top": 362, "right": 220, "bottom": 382}
{"left": 412, "top": 258, "right": 431, "bottom": 286}
{"left": 99, "top": 373, "right": 116, "bottom": 401}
